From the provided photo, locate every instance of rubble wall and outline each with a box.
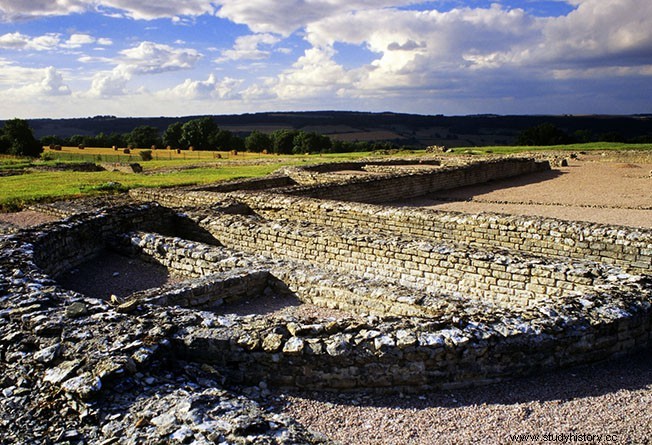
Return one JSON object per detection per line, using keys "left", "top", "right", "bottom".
{"left": 180, "top": 302, "right": 652, "bottom": 391}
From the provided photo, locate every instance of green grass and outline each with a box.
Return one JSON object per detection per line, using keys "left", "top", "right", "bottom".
{"left": 0, "top": 164, "right": 284, "bottom": 211}
{"left": 1, "top": 143, "right": 649, "bottom": 212}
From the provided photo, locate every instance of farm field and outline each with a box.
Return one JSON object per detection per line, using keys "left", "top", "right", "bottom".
{"left": 1, "top": 143, "right": 651, "bottom": 212}
{"left": 0, "top": 146, "right": 377, "bottom": 210}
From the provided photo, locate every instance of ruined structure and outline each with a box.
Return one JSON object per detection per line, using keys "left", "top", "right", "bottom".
{"left": 1, "top": 156, "right": 651, "bottom": 443}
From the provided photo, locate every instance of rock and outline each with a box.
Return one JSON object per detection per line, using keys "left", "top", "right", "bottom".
{"left": 34, "top": 343, "right": 61, "bottom": 364}
{"left": 170, "top": 426, "right": 194, "bottom": 443}
{"left": 61, "top": 373, "right": 102, "bottom": 400}
{"left": 262, "top": 333, "right": 284, "bottom": 352}
{"left": 326, "top": 334, "right": 351, "bottom": 356}
{"left": 43, "top": 360, "right": 82, "bottom": 384}
{"left": 282, "top": 337, "right": 304, "bottom": 354}
{"left": 66, "top": 302, "right": 88, "bottom": 318}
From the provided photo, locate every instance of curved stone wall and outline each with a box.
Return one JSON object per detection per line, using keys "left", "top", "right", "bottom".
{"left": 13, "top": 205, "right": 650, "bottom": 393}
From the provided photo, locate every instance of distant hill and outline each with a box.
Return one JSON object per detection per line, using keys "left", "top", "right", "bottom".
{"left": 8, "top": 111, "right": 652, "bottom": 148}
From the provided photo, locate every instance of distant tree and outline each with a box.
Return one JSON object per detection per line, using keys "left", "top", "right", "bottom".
{"left": 41, "top": 135, "right": 66, "bottom": 147}
{"left": 572, "top": 129, "right": 593, "bottom": 144}
{"left": 244, "top": 131, "right": 272, "bottom": 152}
{"left": 210, "top": 129, "right": 244, "bottom": 151}
{"left": 516, "top": 123, "right": 571, "bottom": 146}
{"left": 163, "top": 122, "right": 183, "bottom": 149}
{"left": 107, "top": 132, "right": 126, "bottom": 148}
{"left": 180, "top": 117, "right": 219, "bottom": 150}
{"left": 68, "top": 134, "right": 86, "bottom": 147}
{"left": 0, "top": 118, "right": 43, "bottom": 157}
{"left": 292, "top": 131, "right": 331, "bottom": 154}
{"left": 599, "top": 131, "right": 625, "bottom": 143}
{"left": 127, "top": 126, "right": 161, "bottom": 149}
{"left": 270, "top": 129, "right": 298, "bottom": 154}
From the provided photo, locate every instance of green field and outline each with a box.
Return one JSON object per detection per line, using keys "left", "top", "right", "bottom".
{"left": 0, "top": 147, "right": 378, "bottom": 211}
{"left": 1, "top": 143, "right": 651, "bottom": 212}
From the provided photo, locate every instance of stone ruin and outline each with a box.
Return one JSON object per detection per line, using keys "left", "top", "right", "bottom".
{"left": 1, "top": 156, "right": 651, "bottom": 443}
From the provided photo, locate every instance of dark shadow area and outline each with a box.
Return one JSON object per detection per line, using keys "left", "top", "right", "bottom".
{"left": 56, "top": 249, "right": 178, "bottom": 300}
{"left": 216, "top": 292, "right": 303, "bottom": 317}
{"left": 393, "top": 169, "right": 566, "bottom": 205}
{"left": 154, "top": 212, "right": 223, "bottom": 246}
{"left": 262, "top": 347, "right": 652, "bottom": 410}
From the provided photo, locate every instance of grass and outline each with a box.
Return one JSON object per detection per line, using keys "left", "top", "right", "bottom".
{"left": 0, "top": 164, "right": 286, "bottom": 211}
{"left": 1, "top": 142, "right": 649, "bottom": 212}
{"left": 0, "top": 147, "right": 380, "bottom": 211}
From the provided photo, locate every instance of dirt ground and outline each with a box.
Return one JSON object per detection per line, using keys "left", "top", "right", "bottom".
{"left": 396, "top": 153, "right": 652, "bottom": 229}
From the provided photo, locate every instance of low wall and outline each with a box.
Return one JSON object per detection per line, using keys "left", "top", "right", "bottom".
{"left": 283, "top": 158, "right": 550, "bottom": 203}
{"left": 12, "top": 210, "right": 652, "bottom": 393}
{"left": 30, "top": 204, "right": 174, "bottom": 278}
{"left": 193, "top": 175, "right": 295, "bottom": 193}
{"left": 112, "top": 231, "right": 458, "bottom": 318}
{"left": 234, "top": 193, "right": 652, "bottom": 273}
{"left": 193, "top": 212, "right": 627, "bottom": 310}
{"left": 178, "top": 298, "right": 652, "bottom": 391}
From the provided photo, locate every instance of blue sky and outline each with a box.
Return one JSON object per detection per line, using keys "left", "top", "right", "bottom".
{"left": 0, "top": 0, "right": 650, "bottom": 118}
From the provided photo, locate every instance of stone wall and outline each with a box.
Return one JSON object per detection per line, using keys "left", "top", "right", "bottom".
{"left": 179, "top": 304, "right": 652, "bottom": 391}
{"left": 282, "top": 158, "right": 550, "bottom": 203}
{"left": 193, "top": 175, "right": 295, "bottom": 193}
{"left": 191, "top": 212, "right": 627, "bottom": 310}
{"left": 10, "top": 202, "right": 652, "bottom": 395}
{"left": 233, "top": 193, "right": 652, "bottom": 273}
{"left": 30, "top": 204, "right": 174, "bottom": 278}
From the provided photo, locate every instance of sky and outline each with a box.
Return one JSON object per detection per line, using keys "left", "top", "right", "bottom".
{"left": 0, "top": 0, "right": 650, "bottom": 119}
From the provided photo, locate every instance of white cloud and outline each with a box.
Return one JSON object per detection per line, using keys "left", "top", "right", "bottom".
{"left": 0, "top": 0, "right": 88, "bottom": 21}
{"left": 0, "top": 32, "right": 61, "bottom": 51}
{"left": 529, "top": 0, "right": 652, "bottom": 66}
{"left": 272, "top": 46, "right": 350, "bottom": 99}
{"left": 88, "top": 67, "right": 131, "bottom": 97}
{"left": 216, "top": 33, "right": 281, "bottom": 62}
{"left": 118, "top": 41, "right": 202, "bottom": 74}
{"left": 6, "top": 66, "right": 71, "bottom": 96}
{"left": 0, "top": 31, "right": 113, "bottom": 51}
{"left": 83, "top": 42, "right": 204, "bottom": 97}
{"left": 99, "top": 0, "right": 215, "bottom": 20}
{"left": 0, "top": 0, "right": 215, "bottom": 21}
{"left": 159, "top": 73, "right": 243, "bottom": 100}
{"left": 62, "top": 33, "right": 95, "bottom": 48}
{"left": 214, "top": 0, "right": 422, "bottom": 35}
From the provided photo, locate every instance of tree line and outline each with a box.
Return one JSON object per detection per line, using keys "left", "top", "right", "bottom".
{"left": 515, "top": 122, "right": 651, "bottom": 145}
{"left": 39, "top": 116, "right": 406, "bottom": 155}
{"left": 4, "top": 116, "right": 648, "bottom": 159}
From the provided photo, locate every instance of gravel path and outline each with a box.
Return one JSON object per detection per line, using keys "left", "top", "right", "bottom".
{"left": 397, "top": 155, "right": 652, "bottom": 229}
{"left": 267, "top": 349, "right": 652, "bottom": 445}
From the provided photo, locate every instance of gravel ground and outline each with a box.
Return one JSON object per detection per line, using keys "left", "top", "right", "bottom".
{"left": 0, "top": 210, "right": 60, "bottom": 232}
{"left": 266, "top": 349, "right": 652, "bottom": 445}
{"left": 397, "top": 155, "right": 652, "bottom": 229}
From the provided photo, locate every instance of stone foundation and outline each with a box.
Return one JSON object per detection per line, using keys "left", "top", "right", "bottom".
{"left": 2, "top": 155, "right": 651, "bottom": 443}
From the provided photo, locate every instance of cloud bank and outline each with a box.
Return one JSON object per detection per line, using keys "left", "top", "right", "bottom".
{"left": 0, "top": 0, "right": 650, "bottom": 117}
